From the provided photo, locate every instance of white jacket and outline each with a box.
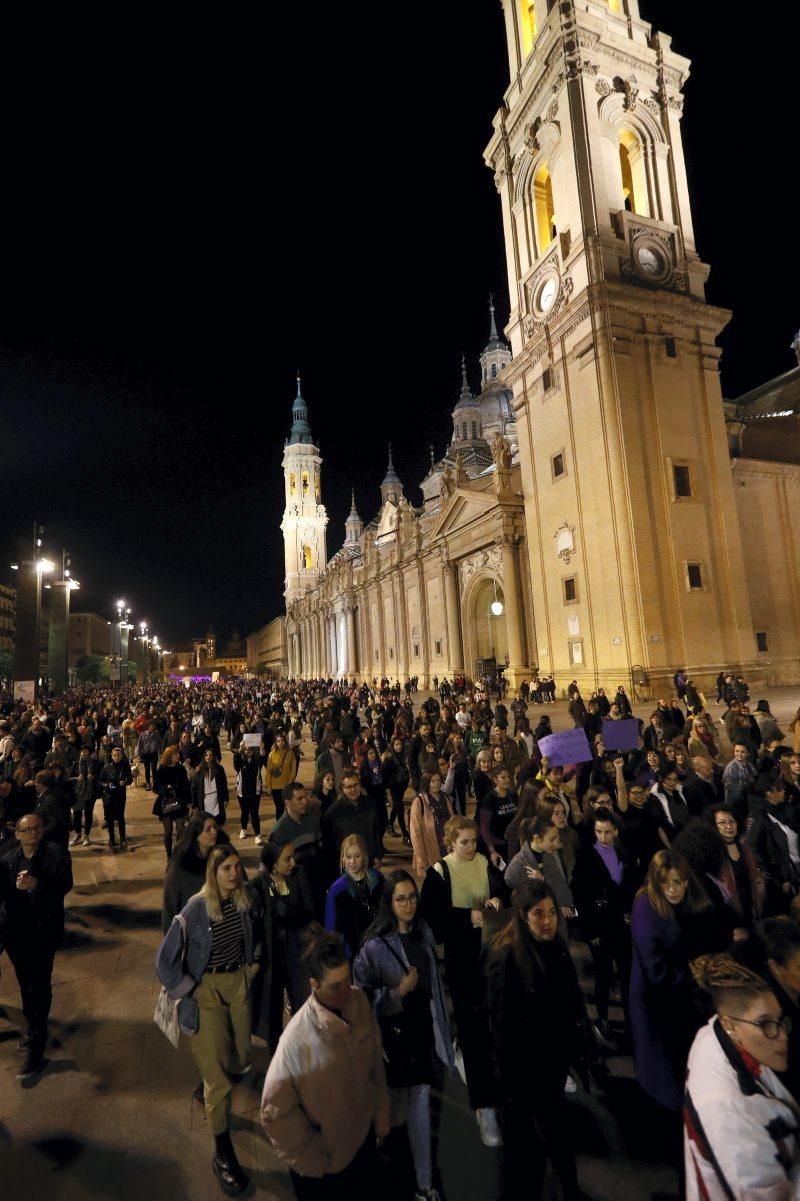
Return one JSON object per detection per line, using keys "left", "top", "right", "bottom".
{"left": 685, "top": 1019, "right": 800, "bottom": 1200}
{"left": 261, "top": 986, "right": 390, "bottom": 1178}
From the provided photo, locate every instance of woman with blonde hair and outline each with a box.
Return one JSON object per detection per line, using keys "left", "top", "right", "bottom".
{"left": 685, "top": 954, "right": 800, "bottom": 1199}
{"left": 687, "top": 718, "right": 720, "bottom": 763}
{"left": 324, "top": 833, "right": 384, "bottom": 957}
{"left": 156, "top": 844, "right": 262, "bottom": 1197}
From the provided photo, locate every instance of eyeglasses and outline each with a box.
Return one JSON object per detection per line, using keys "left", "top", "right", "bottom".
{"left": 393, "top": 894, "right": 418, "bottom": 906}
{"left": 723, "top": 1014, "right": 791, "bottom": 1040}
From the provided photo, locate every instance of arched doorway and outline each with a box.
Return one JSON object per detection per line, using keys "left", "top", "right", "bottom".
{"left": 469, "top": 577, "right": 509, "bottom": 673}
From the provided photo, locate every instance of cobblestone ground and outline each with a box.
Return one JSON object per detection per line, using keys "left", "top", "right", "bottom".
{"left": 3, "top": 686, "right": 798, "bottom": 1200}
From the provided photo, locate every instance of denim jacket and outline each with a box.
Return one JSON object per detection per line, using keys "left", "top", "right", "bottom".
{"left": 155, "top": 891, "right": 261, "bottom": 1034}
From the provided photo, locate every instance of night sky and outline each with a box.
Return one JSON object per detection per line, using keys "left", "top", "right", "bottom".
{"left": 2, "top": 5, "right": 795, "bottom": 647}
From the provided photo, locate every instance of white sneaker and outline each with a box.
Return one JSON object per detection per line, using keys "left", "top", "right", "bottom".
{"left": 82, "top": 837, "right": 91, "bottom": 846}
{"left": 239, "top": 829, "right": 248, "bottom": 840}
{"left": 564, "top": 1073, "right": 578, "bottom": 1095}
{"left": 476, "top": 1107, "right": 503, "bottom": 1148}
{"left": 254, "top": 835, "right": 264, "bottom": 846}
{"left": 68, "top": 834, "right": 80, "bottom": 846}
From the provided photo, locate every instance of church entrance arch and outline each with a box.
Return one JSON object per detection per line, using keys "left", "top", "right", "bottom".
{"left": 462, "top": 572, "right": 508, "bottom": 677}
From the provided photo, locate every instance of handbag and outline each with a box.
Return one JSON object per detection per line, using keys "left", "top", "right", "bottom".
{"left": 271, "top": 751, "right": 289, "bottom": 780}
{"left": 160, "top": 783, "right": 182, "bottom": 817}
{"left": 154, "top": 914, "right": 188, "bottom": 1047}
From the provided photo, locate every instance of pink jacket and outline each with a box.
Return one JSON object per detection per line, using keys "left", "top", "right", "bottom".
{"left": 261, "top": 986, "right": 390, "bottom": 1178}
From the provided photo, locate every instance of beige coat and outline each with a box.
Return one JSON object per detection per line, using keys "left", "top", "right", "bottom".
{"left": 261, "top": 986, "right": 389, "bottom": 1178}
{"left": 410, "top": 791, "right": 451, "bottom": 878}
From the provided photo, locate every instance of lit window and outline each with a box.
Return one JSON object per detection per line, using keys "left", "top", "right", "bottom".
{"left": 534, "top": 165, "right": 555, "bottom": 254}
{"left": 519, "top": 0, "right": 536, "bottom": 57}
{"left": 302, "top": 546, "right": 313, "bottom": 570}
{"left": 289, "top": 473, "right": 296, "bottom": 495}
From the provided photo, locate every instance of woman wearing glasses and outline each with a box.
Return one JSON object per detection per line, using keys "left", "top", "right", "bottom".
{"left": 354, "top": 870, "right": 453, "bottom": 1201}
{"left": 685, "top": 953, "right": 800, "bottom": 1199}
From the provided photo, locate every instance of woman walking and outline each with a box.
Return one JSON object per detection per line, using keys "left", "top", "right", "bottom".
{"left": 409, "top": 771, "right": 451, "bottom": 880}
{"left": 354, "top": 870, "right": 453, "bottom": 1201}
{"left": 266, "top": 732, "right": 297, "bottom": 822}
{"left": 324, "top": 834, "right": 384, "bottom": 958}
{"left": 162, "top": 811, "right": 228, "bottom": 931}
{"left": 190, "top": 748, "right": 229, "bottom": 824}
{"left": 486, "top": 880, "right": 590, "bottom": 1199}
{"left": 153, "top": 745, "right": 192, "bottom": 859}
{"left": 251, "top": 840, "right": 313, "bottom": 1052}
{"left": 156, "top": 845, "right": 261, "bottom": 1197}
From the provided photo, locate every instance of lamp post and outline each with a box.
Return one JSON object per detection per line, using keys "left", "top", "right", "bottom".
{"left": 47, "top": 550, "right": 80, "bottom": 693}
{"left": 112, "top": 600, "right": 133, "bottom": 686}
{"left": 12, "top": 523, "right": 54, "bottom": 695}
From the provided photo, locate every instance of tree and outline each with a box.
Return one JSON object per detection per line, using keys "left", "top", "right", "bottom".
{"left": 254, "top": 662, "right": 269, "bottom": 676}
{"left": 74, "top": 654, "right": 110, "bottom": 683}
{"left": 0, "top": 647, "right": 14, "bottom": 682}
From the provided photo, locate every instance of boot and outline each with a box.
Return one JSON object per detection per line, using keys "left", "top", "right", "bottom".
{"left": 212, "top": 1130, "right": 248, "bottom": 1197}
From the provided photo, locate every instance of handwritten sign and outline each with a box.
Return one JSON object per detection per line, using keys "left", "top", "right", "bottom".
{"left": 537, "top": 728, "right": 593, "bottom": 765}
{"left": 601, "top": 718, "right": 640, "bottom": 752}
{"left": 241, "top": 733, "right": 262, "bottom": 748}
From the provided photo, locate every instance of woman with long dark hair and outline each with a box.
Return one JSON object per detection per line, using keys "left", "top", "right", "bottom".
{"left": 310, "top": 768, "right": 337, "bottom": 820}
{"left": 190, "top": 747, "right": 229, "bottom": 823}
{"left": 251, "top": 839, "right": 313, "bottom": 1052}
{"left": 162, "top": 810, "right": 230, "bottom": 932}
{"left": 409, "top": 770, "right": 451, "bottom": 880}
{"left": 486, "top": 880, "right": 590, "bottom": 1199}
{"left": 384, "top": 737, "right": 412, "bottom": 843}
{"left": 629, "top": 850, "right": 709, "bottom": 1113}
{"left": 354, "top": 870, "right": 453, "bottom": 1201}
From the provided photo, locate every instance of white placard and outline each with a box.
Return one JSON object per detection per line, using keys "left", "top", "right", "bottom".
{"left": 13, "top": 680, "right": 35, "bottom": 703}
{"left": 242, "top": 733, "right": 262, "bottom": 748}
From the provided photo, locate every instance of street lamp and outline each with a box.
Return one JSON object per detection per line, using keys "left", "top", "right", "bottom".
{"left": 490, "top": 578, "right": 504, "bottom": 617}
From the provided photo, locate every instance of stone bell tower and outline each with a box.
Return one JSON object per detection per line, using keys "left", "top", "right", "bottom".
{"left": 281, "top": 374, "right": 328, "bottom": 604}
{"left": 484, "top": 0, "right": 755, "bottom": 692}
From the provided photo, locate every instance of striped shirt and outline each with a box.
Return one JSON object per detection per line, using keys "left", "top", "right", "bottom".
{"left": 207, "top": 898, "right": 244, "bottom": 968}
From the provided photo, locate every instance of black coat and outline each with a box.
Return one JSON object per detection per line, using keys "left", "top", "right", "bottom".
{"left": 571, "top": 843, "right": 638, "bottom": 942}
{"left": 0, "top": 839, "right": 73, "bottom": 947}
{"left": 683, "top": 770, "right": 724, "bottom": 817}
{"left": 747, "top": 801, "right": 800, "bottom": 909}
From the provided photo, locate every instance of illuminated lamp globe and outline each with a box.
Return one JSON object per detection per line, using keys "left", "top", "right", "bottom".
{"left": 491, "top": 600, "right": 504, "bottom": 617}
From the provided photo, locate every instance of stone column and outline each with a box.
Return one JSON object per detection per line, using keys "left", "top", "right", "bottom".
{"left": 347, "top": 606, "right": 357, "bottom": 677}
{"left": 443, "top": 559, "right": 464, "bottom": 675}
{"left": 500, "top": 534, "right": 528, "bottom": 684}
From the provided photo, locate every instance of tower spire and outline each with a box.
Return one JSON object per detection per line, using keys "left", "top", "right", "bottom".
{"left": 289, "top": 370, "right": 313, "bottom": 444}
{"left": 488, "top": 295, "right": 500, "bottom": 344}
{"left": 380, "top": 443, "right": 403, "bottom": 506}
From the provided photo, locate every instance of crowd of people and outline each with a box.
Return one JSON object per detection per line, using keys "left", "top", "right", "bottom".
{"left": 2, "top": 670, "right": 800, "bottom": 1199}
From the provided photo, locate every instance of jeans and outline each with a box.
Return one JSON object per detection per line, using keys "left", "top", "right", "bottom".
{"left": 162, "top": 813, "right": 185, "bottom": 858}
{"left": 104, "top": 792, "right": 127, "bottom": 843}
{"left": 72, "top": 800, "right": 95, "bottom": 837}
{"left": 388, "top": 786, "right": 408, "bottom": 838}
{"left": 393, "top": 1084, "right": 432, "bottom": 1190}
{"left": 239, "top": 795, "right": 261, "bottom": 835}
{"left": 6, "top": 939, "right": 57, "bottom": 1053}
{"left": 141, "top": 753, "right": 159, "bottom": 788}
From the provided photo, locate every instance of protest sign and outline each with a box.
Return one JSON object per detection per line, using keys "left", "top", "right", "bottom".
{"left": 537, "top": 728, "right": 593, "bottom": 765}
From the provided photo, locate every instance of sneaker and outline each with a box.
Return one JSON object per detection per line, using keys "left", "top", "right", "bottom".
{"left": 254, "top": 835, "right": 263, "bottom": 846}
{"left": 68, "top": 833, "right": 80, "bottom": 846}
{"left": 17, "top": 1050, "right": 44, "bottom": 1080}
{"left": 414, "top": 1189, "right": 441, "bottom": 1201}
{"left": 120, "top": 839, "right": 128, "bottom": 849}
{"left": 564, "top": 1073, "right": 578, "bottom": 1095}
{"left": 476, "top": 1107, "right": 502, "bottom": 1148}
{"left": 82, "top": 837, "right": 91, "bottom": 846}
{"left": 239, "top": 829, "right": 248, "bottom": 840}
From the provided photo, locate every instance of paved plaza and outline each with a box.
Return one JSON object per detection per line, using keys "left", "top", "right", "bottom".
{"left": 3, "top": 687, "right": 799, "bottom": 1200}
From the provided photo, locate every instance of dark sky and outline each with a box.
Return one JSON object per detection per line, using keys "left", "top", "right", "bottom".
{"left": 2, "top": 5, "right": 796, "bottom": 647}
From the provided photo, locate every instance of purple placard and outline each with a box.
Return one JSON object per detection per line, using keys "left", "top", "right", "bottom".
{"left": 537, "top": 728, "right": 593, "bottom": 766}
{"left": 601, "top": 719, "right": 640, "bottom": 752}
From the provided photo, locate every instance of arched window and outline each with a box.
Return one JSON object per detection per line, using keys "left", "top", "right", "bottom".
{"left": 534, "top": 164, "right": 555, "bottom": 254}
{"left": 491, "top": 363, "right": 498, "bottom": 379}
{"left": 618, "top": 129, "right": 649, "bottom": 217}
{"left": 289, "top": 472, "right": 296, "bottom": 496}
{"left": 519, "top": 0, "right": 536, "bottom": 58}
{"left": 471, "top": 421, "right": 477, "bottom": 439}
{"left": 302, "top": 545, "right": 313, "bottom": 570}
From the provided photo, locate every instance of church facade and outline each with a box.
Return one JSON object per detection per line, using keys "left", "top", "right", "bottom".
{"left": 278, "top": 0, "right": 800, "bottom": 695}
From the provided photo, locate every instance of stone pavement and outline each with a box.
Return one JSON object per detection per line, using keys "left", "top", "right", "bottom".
{"left": 2, "top": 685, "right": 798, "bottom": 1200}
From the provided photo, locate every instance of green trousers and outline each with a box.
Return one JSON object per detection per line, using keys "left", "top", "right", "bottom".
{"left": 190, "top": 963, "right": 257, "bottom": 1135}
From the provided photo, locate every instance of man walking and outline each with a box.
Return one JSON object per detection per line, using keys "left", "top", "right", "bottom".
{"left": 0, "top": 814, "right": 73, "bottom": 1079}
